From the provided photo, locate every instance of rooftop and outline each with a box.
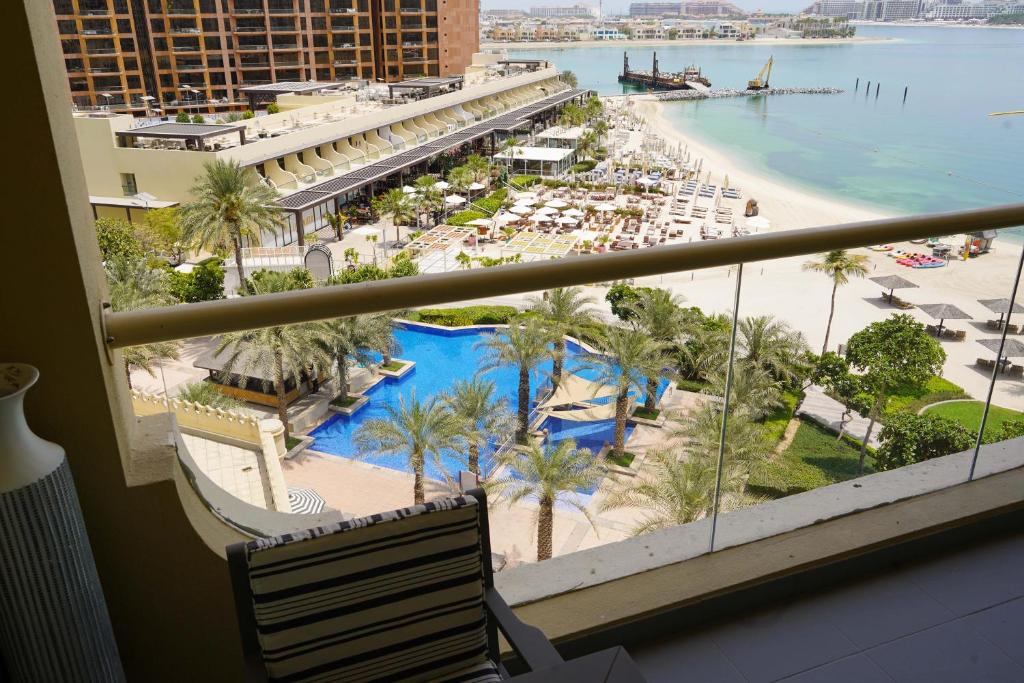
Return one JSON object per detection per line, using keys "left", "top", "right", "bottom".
{"left": 115, "top": 122, "right": 246, "bottom": 140}
{"left": 238, "top": 81, "right": 348, "bottom": 95}
{"left": 493, "top": 145, "right": 576, "bottom": 161}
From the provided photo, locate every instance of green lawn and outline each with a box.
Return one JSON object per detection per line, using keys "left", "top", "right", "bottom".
{"left": 749, "top": 419, "right": 872, "bottom": 499}
{"left": 675, "top": 378, "right": 709, "bottom": 393}
{"left": 884, "top": 375, "right": 966, "bottom": 416}
{"left": 285, "top": 436, "right": 303, "bottom": 451}
{"left": 760, "top": 391, "right": 801, "bottom": 445}
{"left": 632, "top": 406, "right": 660, "bottom": 420}
{"left": 923, "top": 401, "right": 1024, "bottom": 441}
{"left": 330, "top": 395, "right": 361, "bottom": 408}
{"left": 606, "top": 451, "right": 636, "bottom": 468}
{"left": 380, "top": 360, "right": 407, "bottom": 372}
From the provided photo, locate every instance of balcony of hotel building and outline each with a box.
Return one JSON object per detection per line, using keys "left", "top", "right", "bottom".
{"left": 9, "top": 2, "right": 1024, "bottom": 678}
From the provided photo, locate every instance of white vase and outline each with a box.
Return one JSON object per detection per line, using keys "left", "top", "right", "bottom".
{"left": 0, "top": 363, "right": 125, "bottom": 681}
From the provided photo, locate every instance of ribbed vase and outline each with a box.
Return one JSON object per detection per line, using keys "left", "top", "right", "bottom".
{"left": 0, "top": 364, "right": 124, "bottom": 681}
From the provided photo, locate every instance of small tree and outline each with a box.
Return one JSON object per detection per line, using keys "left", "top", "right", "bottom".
{"left": 477, "top": 319, "right": 552, "bottom": 443}
{"left": 175, "top": 111, "right": 191, "bottom": 123}
{"left": 371, "top": 188, "right": 414, "bottom": 243}
{"left": 266, "top": 103, "right": 281, "bottom": 114}
{"left": 95, "top": 217, "right": 143, "bottom": 263}
{"left": 846, "top": 314, "right": 946, "bottom": 472}
{"left": 455, "top": 251, "right": 472, "bottom": 270}
{"left": 876, "top": 413, "right": 973, "bottom": 471}
{"left": 168, "top": 258, "right": 225, "bottom": 302}
{"left": 191, "top": 113, "right": 204, "bottom": 124}
{"left": 560, "top": 70, "right": 579, "bottom": 88}
{"left": 138, "top": 207, "right": 187, "bottom": 265}
{"left": 527, "top": 286, "right": 598, "bottom": 386}
{"left": 812, "top": 352, "right": 872, "bottom": 441}
{"left": 442, "top": 377, "right": 515, "bottom": 475}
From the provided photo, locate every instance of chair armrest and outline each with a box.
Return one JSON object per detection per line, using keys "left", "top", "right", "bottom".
{"left": 484, "top": 587, "right": 563, "bottom": 672}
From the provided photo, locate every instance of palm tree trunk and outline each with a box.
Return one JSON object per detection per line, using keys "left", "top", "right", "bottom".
{"left": 822, "top": 280, "right": 839, "bottom": 356}
{"left": 274, "top": 354, "right": 290, "bottom": 441}
{"left": 614, "top": 390, "right": 629, "bottom": 457}
{"left": 517, "top": 368, "right": 530, "bottom": 443}
{"left": 537, "top": 497, "right": 554, "bottom": 561}
{"left": 412, "top": 449, "right": 425, "bottom": 505}
{"left": 644, "top": 376, "right": 658, "bottom": 411}
{"left": 469, "top": 440, "right": 480, "bottom": 475}
{"left": 552, "top": 339, "right": 565, "bottom": 386}
{"left": 232, "top": 230, "right": 246, "bottom": 288}
{"left": 124, "top": 360, "right": 133, "bottom": 390}
{"left": 336, "top": 354, "right": 349, "bottom": 399}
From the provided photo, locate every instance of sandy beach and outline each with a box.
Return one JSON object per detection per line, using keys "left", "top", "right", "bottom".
{"left": 482, "top": 37, "right": 891, "bottom": 51}
{"left": 630, "top": 96, "right": 1024, "bottom": 410}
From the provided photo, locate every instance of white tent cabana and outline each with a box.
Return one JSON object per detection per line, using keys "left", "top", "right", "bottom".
{"left": 556, "top": 216, "right": 578, "bottom": 226}
{"left": 563, "top": 208, "right": 585, "bottom": 218}
{"left": 445, "top": 195, "right": 466, "bottom": 205}
{"left": 545, "top": 199, "right": 569, "bottom": 209}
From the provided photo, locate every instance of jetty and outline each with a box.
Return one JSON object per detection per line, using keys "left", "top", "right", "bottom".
{"left": 652, "top": 87, "right": 843, "bottom": 102}
{"left": 618, "top": 52, "right": 710, "bottom": 92}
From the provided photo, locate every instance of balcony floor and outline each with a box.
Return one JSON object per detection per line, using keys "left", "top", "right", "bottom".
{"left": 631, "top": 529, "right": 1024, "bottom": 682}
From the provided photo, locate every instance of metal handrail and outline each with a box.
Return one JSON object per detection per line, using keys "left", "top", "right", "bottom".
{"left": 102, "top": 203, "right": 1024, "bottom": 349}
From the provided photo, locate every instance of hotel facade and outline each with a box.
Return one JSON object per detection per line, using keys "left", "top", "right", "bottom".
{"left": 54, "top": 0, "right": 479, "bottom": 115}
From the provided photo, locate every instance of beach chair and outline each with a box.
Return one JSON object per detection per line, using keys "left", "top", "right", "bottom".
{"left": 226, "top": 489, "right": 565, "bottom": 682}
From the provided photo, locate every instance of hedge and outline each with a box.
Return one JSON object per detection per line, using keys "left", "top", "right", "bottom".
{"left": 472, "top": 187, "right": 507, "bottom": 215}
{"left": 407, "top": 306, "right": 519, "bottom": 327}
{"left": 447, "top": 209, "right": 488, "bottom": 226}
{"left": 510, "top": 175, "right": 540, "bottom": 189}
{"left": 571, "top": 160, "right": 597, "bottom": 173}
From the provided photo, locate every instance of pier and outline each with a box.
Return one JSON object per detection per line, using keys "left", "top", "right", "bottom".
{"left": 650, "top": 87, "right": 843, "bottom": 102}
{"left": 618, "top": 52, "right": 711, "bottom": 92}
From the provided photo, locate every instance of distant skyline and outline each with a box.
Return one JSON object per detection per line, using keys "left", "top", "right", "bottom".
{"left": 481, "top": 0, "right": 806, "bottom": 14}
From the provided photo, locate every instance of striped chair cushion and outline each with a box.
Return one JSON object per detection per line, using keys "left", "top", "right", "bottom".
{"left": 242, "top": 496, "right": 490, "bottom": 683}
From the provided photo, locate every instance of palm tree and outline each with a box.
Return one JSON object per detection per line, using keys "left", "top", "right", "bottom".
{"left": 802, "top": 249, "right": 870, "bottom": 356}
{"left": 413, "top": 175, "right": 443, "bottom": 228}
{"left": 180, "top": 158, "right": 282, "bottom": 287}
{"left": 355, "top": 393, "right": 461, "bottom": 504}
{"left": 447, "top": 165, "right": 473, "bottom": 195}
{"left": 502, "top": 136, "right": 521, "bottom": 175}
{"left": 704, "top": 364, "right": 782, "bottom": 419}
{"left": 477, "top": 319, "right": 552, "bottom": 442}
{"left": 575, "top": 131, "right": 597, "bottom": 162}
{"left": 496, "top": 439, "right": 601, "bottom": 561}
{"left": 627, "top": 288, "right": 686, "bottom": 410}
{"left": 105, "top": 257, "right": 180, "bottom": 389}
{"left": 318, "top": 314, "right": 394, "bottom": 401}
{"left": 601, "top": 450, "right": 718, "bottom": 534}
{"left": 177, "top": 380, "right": 243, "bottom": 410}
{"left": 215, "top": 276, "right": 327, "bottom": 440}
{"left": 679, "top": 405, "right": 772, "bottom": 471}
{"left": 737, "top": 315, "right": 811, "bottom": 386}
{"left": 527, "top": 287, "right": 598, "bottom": 386}
{"left": 583, "top": 96, "right": 603, "bottom": 121}
{"left": 371, "top": 188, "right": 414, "bottom": 244}
{"left": 464, "top": 154, "right": 491, "bottom": 185}
{"left": 586, "top": 326, "right": 668, "bottom": 458}
{"left": 674, "top": 320, "right": 730, "bottom": 382}
{"left": 442, "top": 378, "right": 515, "bottom": 475}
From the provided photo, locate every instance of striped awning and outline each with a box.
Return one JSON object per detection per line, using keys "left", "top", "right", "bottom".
{"left": 288, "top": 486, "right": 326, "bottom": 515}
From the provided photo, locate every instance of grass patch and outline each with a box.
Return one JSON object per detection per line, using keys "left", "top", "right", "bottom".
{"left": 676, "top": 377, "right": 709, "bottom": 393}
{"left": 330, "top": 395, "right": 361, "bottom": 408}
{"left": 749, "top": 418, "right": 872, "bottom": 499}
{"left": 606, "top": 451, "right": 636, "bottom": 468}
{"left": 285, "top": 436, "right": 304, "bottom": 451}
{"left": 406, "top": 305, "right": 519, "bottom": 327}
{"left": 884, "top": 375, "right": 966, "bottom": 416}
{"left": 380, "top": 360, "right": 407, "bottom": 372}
{"left": 923, "top": 400, "right": 1024, "bottom": 442}
{"left": 760, "top": 391, "right": 801, "bottom": 445}
{"left": 632, "top": 406, "right": 660, "bottom": 420}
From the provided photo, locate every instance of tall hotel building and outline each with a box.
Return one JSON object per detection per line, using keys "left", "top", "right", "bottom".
{"left": 53, "top": 0, "right": 479, "bottom": 114}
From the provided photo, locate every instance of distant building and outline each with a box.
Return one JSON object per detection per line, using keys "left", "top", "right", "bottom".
{"left": 925, "top": 2, "right": 1004, "bottom": 18}
{"left": 683, "top": 1, "right": 747, "bottom": 15}
{"left": 630, "top": 3, "right": 684, "bottom": 16}
{"left": 485, "top": 9, "right": 528, "bottom": 17}
{"left": 803, "top": 0, "right": 863, "bottom": 16}
{"left": 530, "top": 4, "right": 599, "bottom": 17}
{"left": 860, "top": 0, "right": 923, "bottom": 19}
{"left": 591, "top": 26, "right": 627, "bottom": 38}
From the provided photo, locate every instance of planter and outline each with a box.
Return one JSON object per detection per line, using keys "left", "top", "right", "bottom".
{"left": 376, "top": 358, "right": 415, "bottom": 378}
{"left": 0, "top": 364, "right": 124, "bottom": 680}
{"left": 328, "top": 394, "right": 369, "bottom": 416}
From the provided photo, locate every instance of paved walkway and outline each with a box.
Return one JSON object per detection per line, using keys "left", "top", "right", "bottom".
{"left": 797, "top": 385, "right": 881, "bottom": 449}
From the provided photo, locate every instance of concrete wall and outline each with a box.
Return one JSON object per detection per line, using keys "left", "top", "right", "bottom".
{"left": 2, "top": 2, "right": 245, "bottom": 678}
{"left": 131, "top": 391, "right": 264, "bottom": 446}
{"left": 439, "top": 0, "right": 481, "bottom": 76}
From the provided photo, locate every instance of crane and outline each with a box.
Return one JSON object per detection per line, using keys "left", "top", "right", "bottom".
{"left": 748, "top": 56, "right": 773, "bottom": 91}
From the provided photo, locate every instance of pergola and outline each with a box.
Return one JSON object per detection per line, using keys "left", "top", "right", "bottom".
{"left": 115, "top": 122, "right": 247, "bottom": 151}
{"left": 238, "top": 81, "right": 347, "bottom": 109}
{"left": 386, "top": 76, "right": 464, "bottom": 101}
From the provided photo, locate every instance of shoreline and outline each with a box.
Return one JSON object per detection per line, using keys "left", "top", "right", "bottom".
{"left": 483, "top": 37, "right": 891, "bottom": 51}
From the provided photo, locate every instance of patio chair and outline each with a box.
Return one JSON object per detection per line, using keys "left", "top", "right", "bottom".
{"left": 227, "top": 489, "right": 563, "bottom": 682}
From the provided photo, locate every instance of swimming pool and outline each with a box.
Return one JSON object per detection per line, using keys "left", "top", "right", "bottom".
{"left": 309, "top": 322, "right": 665, "bottom": 482}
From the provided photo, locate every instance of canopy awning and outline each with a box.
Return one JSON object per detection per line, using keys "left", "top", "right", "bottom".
{"left": 537, "top": 374, "right": 617, "bottom": 411}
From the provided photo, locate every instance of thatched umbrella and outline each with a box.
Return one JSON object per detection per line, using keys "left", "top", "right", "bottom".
{"left": 869, "top": 274, "right": 918, "bottom": 304}
{"left": 916, "top": 303, "right": 972, "bottom": 337}
{"left": 978, "top": 298, "right": 1024, "bottom": 325}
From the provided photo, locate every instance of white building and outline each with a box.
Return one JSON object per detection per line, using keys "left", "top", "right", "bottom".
{"left": 924, "top": 2, "right": 1004, "bottom": 18}
{"left": 529, "top": 4, "right": 599, "bottom": 18}
{"left": 591, "top": 27, "right": 627, "bottom": 38}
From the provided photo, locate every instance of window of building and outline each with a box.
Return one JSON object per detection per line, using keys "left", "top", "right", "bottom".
{"left": 120, "top": 173, "right": 138, "bottom": 196}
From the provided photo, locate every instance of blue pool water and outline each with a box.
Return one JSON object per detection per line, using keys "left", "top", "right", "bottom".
{"left": 310, "top": 323, "right": 664, "bottom": 483}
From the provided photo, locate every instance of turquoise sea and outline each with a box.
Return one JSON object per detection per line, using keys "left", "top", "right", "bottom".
{"left": 512, "top": 25, "right": 1024, "bottom": 217}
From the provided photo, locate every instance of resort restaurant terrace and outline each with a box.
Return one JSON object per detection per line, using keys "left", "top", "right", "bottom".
{"left": 114, "top": 122, "right": 248, "bottom": 151}
{"left": 493, "top": 145, "right": 577, "bottom": 177}
{"left": 238, "top": 80, "right": 349, "bottom": 109}
{"left": 386, "top": 75, "right": 465, "bottom": 101}
{"left": 192, "top": 343, "right": 312, "bottom": 408}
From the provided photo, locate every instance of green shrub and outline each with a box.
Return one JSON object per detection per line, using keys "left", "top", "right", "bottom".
{"left": 408, "top": 306, "right": 519, "bottom": 327}
{"left": 191, "top": 114, "right": 204, "bottom": 124}
{"left": 169, "top": 259, "right": 225, "bottom": 303}
{"left": 510, "top": 175, "right": 540, "bottom": 189}
{"left": 175, "top": 111, "right": 191, "bottom": 123}
{"left": 266, "top": 103, "right": 281, "bottom": 114}
{"left": 95, "top": 217, "right": 143, "bottom": 262}
{"left": 177, "top": 381, "right": 242, "bottom": 410}
{"left": 571, "top": 160, "right": 597, "bottom": 173}
{"left": 875, "top": 412, "right": 973, "bottom": 471}
{"left": 998, "top": 419, "right": 1024, "bottom": 441}
{"left": 448, "top": 209, "right": 488, "bottom": 226}
{"left": 472, "top": 188, "right": 507, "bottom": 215}
{"left": 242, "top": 110, "right": 255, "bottom": 119}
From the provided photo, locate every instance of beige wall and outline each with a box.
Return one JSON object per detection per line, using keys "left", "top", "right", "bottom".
{"left": 3, "top": 1, "right": 244, "bottom": 679}
{"left": 438, "top": 0, "right": 481, "bottom": 76}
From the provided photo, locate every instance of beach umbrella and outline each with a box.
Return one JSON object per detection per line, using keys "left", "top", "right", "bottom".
{"left": 545, "top": 198, "right": 569, "bottom": 209}
{"left": 444, "top": 194, "right": 466, "bottom": 205}
{"left": 978, "top": 298, "right": 1024, "bottom": 325}
{"left": 745, "top": 216, "right": 770, "bottom": 231}
{"left": 494, "top": 211, "right": 520, "bottom": 223}
{"left": 534, "top": 206, "right": 559, "bottom": 215}
{"left": 515, "top": 191, "right": 538, "bottom": 201}
{"left": 468, "top": 182, "right": 486, "bottom": 191}
{"left": 514, "top": 197, "right": 537, "bottom": 207}
{"left": 467, "top": 218, "right": 493, "bottom": 227}
{"left": 916, "top": 303, "right": 972, "bottom": 338}
{"left": 723, "top": 174, "right": 730, "bottom": 191}
{"left": 563, "top": 208, "right": 585, "bottom": 217}
{"left": 433, "top": 180, "right": 449, "bottom": 190}
{"left": 509, "top": 205, "right": 533, "bottom": 215}
{"left": 637, "top": 176, "right": 657, "bottom": 186}
{"left": 529, "top": 213, "right": 553, "bottom": 223}
{"left": 870, "top": 274, "right": 919, "bottom": 304}
{"left": 350, "top": 226, "right": 380, "bottom": 236}
{"left": 287, "top": 486, "right": 326, "bottom": 514}
{"left": 977, "top": 337, "right": 1024, "bottom": 370}
{"left": 556, "top": 216, "right": 578, "bottom": 225}
{"left": 402, "top": 185, "right": 418, "bottom": 194}
{"left": 595, "top": 202, "right": 617, "bottom": 212}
